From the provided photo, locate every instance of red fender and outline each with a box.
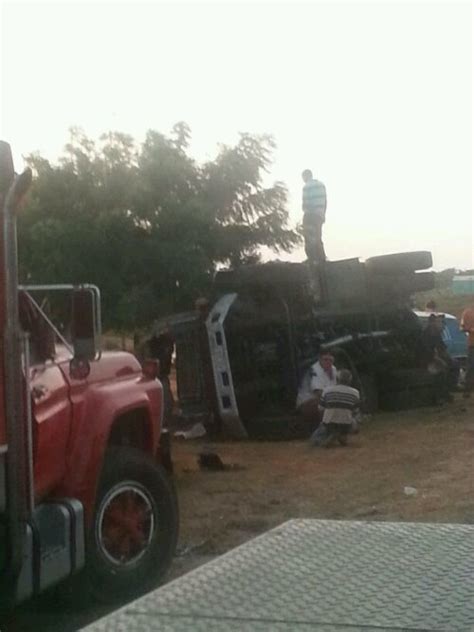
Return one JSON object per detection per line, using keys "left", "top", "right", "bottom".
{"left": 57, "top": 369, "right": 162, "bottom": 526}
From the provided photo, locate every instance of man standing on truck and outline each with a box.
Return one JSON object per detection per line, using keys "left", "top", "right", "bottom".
{"left": 461, "top": 300, "right": 474, "bottom": 397}
{"left": 301, "top": 169, "right": 327, "bottom": 263}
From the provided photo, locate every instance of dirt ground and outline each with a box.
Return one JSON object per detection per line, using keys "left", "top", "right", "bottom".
{"left": 6, "top": 395, "right": 474, "bottom": 631}
{"left": 172, "top": 396, "right": 474, "bottom": 575}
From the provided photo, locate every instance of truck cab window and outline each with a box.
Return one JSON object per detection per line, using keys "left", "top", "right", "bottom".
{"left": 19, "top": 292, "right": 55, "bottom": 364}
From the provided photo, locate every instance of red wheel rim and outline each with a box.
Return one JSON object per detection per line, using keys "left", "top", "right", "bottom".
{"left": 97, "top": 483, "right": 155, "bottom": 566}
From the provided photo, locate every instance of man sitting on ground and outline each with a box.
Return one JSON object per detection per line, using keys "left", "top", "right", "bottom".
{"left": 296, "top": 352, "right": 337, "bottom": 425}
{"left": 310, "top": 369, "right": 360, "bottom": 447}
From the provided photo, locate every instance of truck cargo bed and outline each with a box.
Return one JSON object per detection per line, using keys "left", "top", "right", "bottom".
{"left": 82, "top": 519, "right": 474, "bottom": 631}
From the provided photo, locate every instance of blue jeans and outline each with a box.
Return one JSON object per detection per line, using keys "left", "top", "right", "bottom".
{"left": 310, "top": 423, "right": 350, "bottom": 446}
{"left": 466, "top": 347, "right": 474, "bottom": 392}
{"left": 309, "top": 423, "right": 328, "bottom": 446}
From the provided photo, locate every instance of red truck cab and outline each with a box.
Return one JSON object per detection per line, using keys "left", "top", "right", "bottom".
{"left": 0, "top": 142, "right": 178, "bottom": 608}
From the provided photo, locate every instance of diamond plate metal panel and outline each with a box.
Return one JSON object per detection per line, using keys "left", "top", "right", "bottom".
{"left": 82, "top": 520, "right": 474, "bottom": 631}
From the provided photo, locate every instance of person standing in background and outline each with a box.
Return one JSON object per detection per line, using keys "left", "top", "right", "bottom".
{"left": 148, "top": 325, "right": 175, "bottom": 424}
{"left": 460, "top": 300, "right": 474, "bottom": 397}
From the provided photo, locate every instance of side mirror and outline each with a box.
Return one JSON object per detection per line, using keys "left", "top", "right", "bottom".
{"left": 71, "top": 288, "right": 99, "bottom": 361}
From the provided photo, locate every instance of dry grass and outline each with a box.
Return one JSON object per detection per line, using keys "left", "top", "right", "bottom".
{"left": 173, "top": 396, "right": 474, "bottom": 570}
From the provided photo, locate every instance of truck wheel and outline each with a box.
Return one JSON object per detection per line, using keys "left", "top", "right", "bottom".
{"left": 87, "top": 446, "right": 178, "bottom": 602}
{"left": 365, "top": 251, "right": 432, "bottom": 274}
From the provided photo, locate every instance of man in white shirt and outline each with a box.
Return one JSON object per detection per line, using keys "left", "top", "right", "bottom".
{"left": 296, "top": 352, "right": 337, "bottom": 423}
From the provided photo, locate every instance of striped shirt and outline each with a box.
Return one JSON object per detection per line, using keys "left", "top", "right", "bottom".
{"left": 302, "top": 178, "right": 327, "bottom": 218}
{"left": 319, "top": 384, "right": 360, "bottom": 426}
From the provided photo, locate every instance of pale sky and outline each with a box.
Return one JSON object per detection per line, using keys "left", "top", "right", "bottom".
{"left": 1, "top": 0, "right": 472, "bottom": 270}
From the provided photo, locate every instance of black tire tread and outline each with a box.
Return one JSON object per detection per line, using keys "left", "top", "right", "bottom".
{"left": 366, "top": 251, "right": 432, "bottom": 274}
{"left": 86, "top": 446, "right": 178, "bottom": 603}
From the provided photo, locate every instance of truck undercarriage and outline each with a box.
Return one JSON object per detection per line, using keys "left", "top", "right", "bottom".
{"left": 162, "top": 254, "right": 439, "bottom": 439}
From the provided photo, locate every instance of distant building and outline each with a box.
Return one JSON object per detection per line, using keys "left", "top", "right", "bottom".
{"left": 452, "top": 275, "right": 474, "bottom": 294}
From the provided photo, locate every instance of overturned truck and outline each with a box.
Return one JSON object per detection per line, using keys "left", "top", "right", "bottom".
{"left": 165, "top": 251, "right": 437, "bottom": 439}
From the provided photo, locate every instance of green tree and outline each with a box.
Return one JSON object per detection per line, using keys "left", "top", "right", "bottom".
{"left": 18, "top": 125, "right": 300, "bottom": 329}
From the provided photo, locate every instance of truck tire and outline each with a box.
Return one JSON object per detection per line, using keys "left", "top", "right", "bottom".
{"left": 86, "top": 446, "right": 178, "bottom": 603}
{"left": 369, "top": 271, "right": 435, "bottom": 296}
{"left": 365, "top": 251, "right": 432, "bottom": 274}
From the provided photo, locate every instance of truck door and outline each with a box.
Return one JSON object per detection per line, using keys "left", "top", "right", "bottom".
{"left": 18, "top": 292, "right": 72, "bottom": 498}
{"left": 30, "top": 361, "right": 72, "bottom": 499}
{"left": 19, "top": 292, "right": 71, "bottom": 499}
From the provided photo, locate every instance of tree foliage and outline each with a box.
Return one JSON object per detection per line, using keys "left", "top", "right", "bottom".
{"left": 18, "top": 125, "right": 300, "bottom": 329}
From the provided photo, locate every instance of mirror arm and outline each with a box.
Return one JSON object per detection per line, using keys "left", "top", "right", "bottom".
{"left": 22, "top": 291, "right": 73, "bottom": 353}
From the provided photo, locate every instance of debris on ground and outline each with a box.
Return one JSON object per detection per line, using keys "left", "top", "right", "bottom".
{"left": 403, "top": 486, "right": 418, "bottom": 497}
{"left": 176, "top": 540, "right": 211, "bottom": 557}
{"left": 174, "top": 421, "right": 207, "bottom": 440}
{"left": 198, "top": 452, "right": 227, "bottom": 471}
{"left": 198, "top": 451, "right": 244, "bottom": 472}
